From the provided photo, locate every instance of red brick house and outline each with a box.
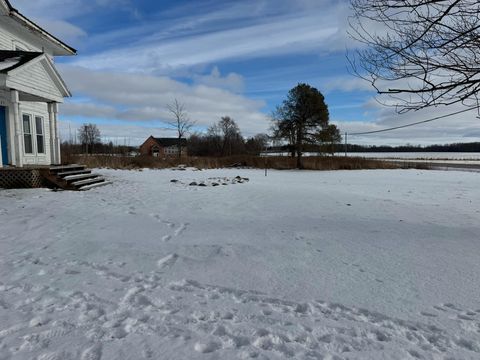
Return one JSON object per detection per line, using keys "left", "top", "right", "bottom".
{"left": 139, "top": 136, "right": 187, "bottom": 157}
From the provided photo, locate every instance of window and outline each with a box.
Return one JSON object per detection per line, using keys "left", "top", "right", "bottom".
{"left": 23, "top": 114, "right": 33, "bottom": 154}
{"left": 13, "top": 40, "right": 28, "bottom": 51}
{"left": 35, "top": 116, "right": 45, "bottom": 154}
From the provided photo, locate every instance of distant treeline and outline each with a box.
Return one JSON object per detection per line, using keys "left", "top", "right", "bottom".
{"left": 62, "top": 142, "right": 137, "bottom": 156}
{"left": 343, "top": 142, "right": 480, "bottom": 153}
{"left": 263, "top": 142, "right": 480, "bottom": 154}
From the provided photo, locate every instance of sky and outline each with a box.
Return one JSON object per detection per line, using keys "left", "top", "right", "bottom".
{"left": 13, "top": 0, "right": 480, "bottom": 146}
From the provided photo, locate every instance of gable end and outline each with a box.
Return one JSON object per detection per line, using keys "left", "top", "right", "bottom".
{"left": 1, "top": 0, "right": 76, "bottom": 56}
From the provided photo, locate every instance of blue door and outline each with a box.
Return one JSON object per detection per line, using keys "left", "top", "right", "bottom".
{"left": 0, "top": 106, "right": 8, "bottom": 165}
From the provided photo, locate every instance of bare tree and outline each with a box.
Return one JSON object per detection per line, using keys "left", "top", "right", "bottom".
{"left": 166, "top": 99, "right": 196, "bottom": 158}
{"left": 218, "top": 116, "right": 244, "bottom": 156}
{"left": 77, "top": 123, "right": 101, "bottom": 154}
{"left": 245, "top": 134, "right": 269, "bottom": 155}
{"left": 349, "top": 0, "right": 480, "bottom": 114}
{"left": 203, "top": 117, "right": 245, "bottom": 156}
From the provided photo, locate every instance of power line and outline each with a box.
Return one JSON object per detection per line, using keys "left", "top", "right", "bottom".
{"left": 348, "top": 106, "right": 478, "bottom": 136}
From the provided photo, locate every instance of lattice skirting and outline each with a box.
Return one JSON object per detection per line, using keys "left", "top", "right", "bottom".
{"left": 0, "top": 169, "right": 46, "bottom": 189}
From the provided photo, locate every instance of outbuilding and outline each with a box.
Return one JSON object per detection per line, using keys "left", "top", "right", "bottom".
{"left": 140, "top": 136, "right": 188, "bottom": 158}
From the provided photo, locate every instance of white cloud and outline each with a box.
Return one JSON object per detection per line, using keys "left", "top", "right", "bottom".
{"left": 193, "top": 67, "right": 245, "bottom": 93}
{"left": 36, "top": 19, "right": 87, "bottom": 44}
{"left": 72, "top": 15, "right": 339, "bottom": 72}
{"left": 333, "top": 103, "right": 480, "bottom": 145}
{"left": 12, "top": 0, "right": 136, "bottom": 44}
{"left": 58, "top": 119, "right": 175, "bottom": 146}
{"left": 58, "top": 65, "right": 269, "bottom": 139}
{"left": 324, "top": 76, "right": 373, "bottom": 93}
{"left": 13, "top": 0, "right": 133, "bottom": 19}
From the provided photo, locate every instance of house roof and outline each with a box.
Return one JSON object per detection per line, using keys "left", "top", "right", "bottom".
{"left": 152, "top": 137, "right": 188, "bottom": 147}
{"left": 0, "top": 50, "right": 72, "bottom": 100}
{"left": 0, "top": 50, "right": 42, "bottom": 73}
{"left": 1, "top": 0, "right": 77, "bottom": 56}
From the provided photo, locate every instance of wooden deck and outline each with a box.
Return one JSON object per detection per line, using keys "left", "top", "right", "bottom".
{"left": 0, "top": 165, "right": 111, "bottom": 190}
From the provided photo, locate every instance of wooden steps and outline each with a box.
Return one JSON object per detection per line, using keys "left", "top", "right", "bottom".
{"left": 41, "top": 165, "right": 111, "bottom": 191}
{"left": 56, "top": 169, "right": 91, "bottom": 177}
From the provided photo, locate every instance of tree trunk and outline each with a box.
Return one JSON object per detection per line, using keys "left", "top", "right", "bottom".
{"left": 178, "top": 136, "right": 182, "bottom": 159}
{"left": 296, "top": 125, "right": 304, "bottom": 169}
{"left": 296, "top": 151, "right": 303, "bottom": 169}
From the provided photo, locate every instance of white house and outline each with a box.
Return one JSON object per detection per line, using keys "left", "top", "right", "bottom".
{"left": 0, "top": 0, "right": 75, "bottom": 168}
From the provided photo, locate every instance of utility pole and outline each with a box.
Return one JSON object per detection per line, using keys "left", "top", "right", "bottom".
{"left": 264, "top": 142, "right": 268, "bottom": 177}
{"left": 344, "top": 132, "right": 348, "bottom": 157}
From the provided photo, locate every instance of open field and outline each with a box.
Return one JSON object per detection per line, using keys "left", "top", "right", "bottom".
{"left": 340, "top": 152, "right": 480, "bottom": 160}
{"left": 0, "top": 169, "right": 479, "bottom": 359}
{"left": 64, "top": 154, "right": 402, "bottom": 171}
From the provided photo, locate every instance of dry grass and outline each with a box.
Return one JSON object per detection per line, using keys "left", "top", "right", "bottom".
{"left": 62, "top": 154, "right": 420, "bottom": 171}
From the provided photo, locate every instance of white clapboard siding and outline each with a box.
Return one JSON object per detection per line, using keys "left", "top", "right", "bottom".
{"left": 8, "top": 61, "right": 63, "bottom": 100}
{"left": 0, "top": 21, "right": 43, "bottom": 52}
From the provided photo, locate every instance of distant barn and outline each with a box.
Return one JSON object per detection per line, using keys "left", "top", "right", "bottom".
{"left": 140, "top": 136, "right": 187, "bottom": 157}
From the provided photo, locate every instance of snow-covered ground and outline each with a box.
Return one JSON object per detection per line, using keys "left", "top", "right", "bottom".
{"left": 0, "top": 168, "right": 479, "bottom": 359}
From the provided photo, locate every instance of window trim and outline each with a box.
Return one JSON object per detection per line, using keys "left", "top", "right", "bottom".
{"left": 22, "top": 113, "right": 34, "bottom": 155}
{"left": 35, "top": 115, "right": 45, "bottom": 154}
{"left": 12, "top": 40, "right": 29, "bottom": 51}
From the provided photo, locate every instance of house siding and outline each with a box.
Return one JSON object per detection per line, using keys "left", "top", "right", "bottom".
{"left": 0, "top": 21, "right": 43, "bottom": 53}
{"left": 8, "top": 61, "right": 63, "bottom": 100}
{"left": 140, "top": 137, "right": 188, "bottom": 157}
{"left": 140, "top": 137, "right": 162, "bottom": 156}
{"left": 0, "top": 93, "right": 51, "bottom": 166}
{"left": 0, "top": 6, "right": 73, "bottom": 168}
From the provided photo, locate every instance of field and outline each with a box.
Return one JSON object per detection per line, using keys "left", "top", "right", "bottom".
{"left": 340, "top": 152, "right": 480, "bottom": 160}
{"left": 0, "top": 168, "right": 479, "bottom": 359}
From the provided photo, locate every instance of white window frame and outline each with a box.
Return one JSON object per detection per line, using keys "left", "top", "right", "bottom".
{"left": 12, "top": 40, "right": 29, "bottom": 51}
{"left": 35, "top": 115, "right": 45, "bottom": 154}
{"left": 22, "top": 113, "right": 34, "bottom": 155}
{"left": 152, "top": 145, "right": 160, "bottom": 157}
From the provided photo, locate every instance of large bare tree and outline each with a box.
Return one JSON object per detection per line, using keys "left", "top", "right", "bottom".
{"left": 166, "top": 99, "right": 196, "bottom": 158}
{"left": 349, "top": 0, "right": 480, "bottom": 114}
{"left": 206, "top": 116, "right": 244, "bottom": 156}
{"left": 77, "top": 123, "right": 101, "bottom": 154}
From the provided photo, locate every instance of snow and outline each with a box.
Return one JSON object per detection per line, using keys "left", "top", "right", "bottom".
{"left": 0, "top": 57, "right": 21, "bottom": 71}
{"left": 0, "top": 168, "right": 479, "bottom": 359}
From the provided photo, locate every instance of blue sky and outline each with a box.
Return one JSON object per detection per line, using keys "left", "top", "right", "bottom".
{"left": 14, "top": 0, "right": 480, "bottom": 145}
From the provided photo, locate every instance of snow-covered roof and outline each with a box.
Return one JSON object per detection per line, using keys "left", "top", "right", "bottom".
{"left": 0, "top": 50, "right": 42, "bottom": 73}
{"left": 0, "top": 50, "right": 71, "bottom": 100}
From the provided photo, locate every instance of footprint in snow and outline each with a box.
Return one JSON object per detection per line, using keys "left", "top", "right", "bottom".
{"left": 174, "top": 223, "right": 189, "bottom": 237}
{"left": 81, "top": 344, "right": 102, "bottom": 360}
{"left": 162, "top": 235, "right": 172, "bottom": 242}
{"left": 420, "top": 311, "right": 438, "bottom": 318}
{"left": 157, "top": 253, "right": 179, "bottom": 270}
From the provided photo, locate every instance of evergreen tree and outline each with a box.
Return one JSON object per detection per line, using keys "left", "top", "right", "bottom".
{"left": 272, "top": 83, "right": 338, "bottom": 168}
